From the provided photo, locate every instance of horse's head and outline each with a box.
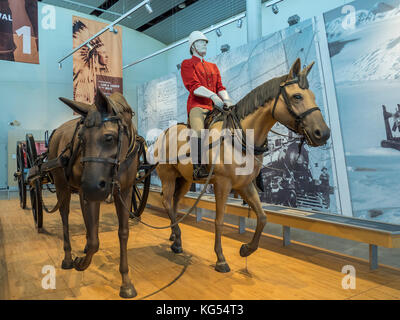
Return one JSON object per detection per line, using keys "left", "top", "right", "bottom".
{"left": 272, "top": 58, "right": 330, "bottom": 147}
{"left": 60, "top": 90, "right": 134, "bottom": 202}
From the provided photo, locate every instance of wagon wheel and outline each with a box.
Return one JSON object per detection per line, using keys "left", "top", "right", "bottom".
{"left": 130, "top": 143, "right": 151, "bottom": 219}
{"left": 25, "top": 134, "right": 43, "bottom": 232}
{"left": 25, "top": 134, "right": 37, "bottom": 168}
{"left": 16, "top": 142, "right": 26, "bottom": 209}
{"left": 30, "top": 180, "right": 43, "bottom": 232}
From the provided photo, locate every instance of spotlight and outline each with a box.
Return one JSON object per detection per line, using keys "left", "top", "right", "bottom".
{"left": 220, "top": 44, "right": 230, "bottom": 53}
{"left": 272, "top": 4, "right": 279, "bottom": 14}
{"left": 145, "top": 3, "right": 153, "bottom": 14}
{"left": 109, "top": 26, "right": 118, "bottom": 34}
{"left": 178, "top": 3, "right": 186, "bottom": 9}
{"left": 236, "top": 19, "right": 242, "bottom": 28}
{"left": 86, "top": 43, "right": 93, "bottom": 50}
{"left": 216, "top": 28, "right": 222, "bottom": 37}
{"left": 288, "top": 14, "right": 300, "bottom": 26}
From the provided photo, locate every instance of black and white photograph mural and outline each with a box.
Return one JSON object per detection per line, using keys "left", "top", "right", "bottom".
{"left": 324, "top": 0, "right": 400, "bottom": 223}
{"left": 137, "top": 19, "right": 340, "bottom": 214}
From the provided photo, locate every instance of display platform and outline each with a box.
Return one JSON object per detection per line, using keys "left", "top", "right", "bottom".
{"left": 2, "top": 193, "right": 400, "bottom": 300}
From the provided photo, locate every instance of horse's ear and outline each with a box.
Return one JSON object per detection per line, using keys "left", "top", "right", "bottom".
{"left": 94, "top": 89, "right": 113, "bottom": 115}
{"left": 303, "top": 61, "right": 315, "bottom": 76}
{"left": 288, "top": 58, "right": 301, "bottom": 80}
{"left": 59, "top": 97, "right": 91, "bottom": 116}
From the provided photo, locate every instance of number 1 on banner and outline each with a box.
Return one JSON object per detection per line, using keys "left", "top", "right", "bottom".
{"left": 16, "top": 26, "right": 32, "bottom": 55}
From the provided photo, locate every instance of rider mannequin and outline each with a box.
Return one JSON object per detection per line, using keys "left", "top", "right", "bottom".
{"left": 181, "top": 31, "right": 234, "bottom": 179}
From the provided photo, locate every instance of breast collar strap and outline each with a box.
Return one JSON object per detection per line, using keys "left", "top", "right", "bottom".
{"left": 271, "top": 79, "right": 320, "bottom": 135}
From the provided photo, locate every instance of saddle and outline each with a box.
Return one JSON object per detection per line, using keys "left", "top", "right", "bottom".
{"left": 184, "top": 107, "right": 237, "bottom": 130}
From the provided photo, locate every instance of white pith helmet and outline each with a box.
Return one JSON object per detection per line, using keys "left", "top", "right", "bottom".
{"left": 188, "top": 31, "right": 208, "bottom": 54}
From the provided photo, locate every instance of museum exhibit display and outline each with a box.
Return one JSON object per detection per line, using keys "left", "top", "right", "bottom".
{"left": 1, "top": 0, "right": 400, "bottom": 303}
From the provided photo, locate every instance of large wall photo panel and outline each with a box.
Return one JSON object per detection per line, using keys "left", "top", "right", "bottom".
{"left": 324, "top": 0, "right": 400, "bottom": 223}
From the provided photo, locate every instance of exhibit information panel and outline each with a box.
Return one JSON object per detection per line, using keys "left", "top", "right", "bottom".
{"left": 324, "top": 0, "right": 400, "bottom": 224}
{"left": 138, "top": 19, "right": 341, "bottom": 215}
{"left": 0, "top": 0, "right": 39, "bottom": 64}
{"left": 72, "top": 16, "right": 123, "bottom": 104}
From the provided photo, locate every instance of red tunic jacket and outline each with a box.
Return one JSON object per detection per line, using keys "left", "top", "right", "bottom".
{"left": 181, "top": 55, "right": 226, "bottom": 115}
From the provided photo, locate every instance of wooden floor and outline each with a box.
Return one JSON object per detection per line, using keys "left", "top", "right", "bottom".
{"left": 1, "top": 193, "right": 400, "bottom": 300}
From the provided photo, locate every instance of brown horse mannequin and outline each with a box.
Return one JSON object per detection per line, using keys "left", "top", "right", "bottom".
{"left": 154, "top": 58, "right": 330, "bottom": 273}
{"left": 49, "top": 90, "right": 139, "bottom": 298}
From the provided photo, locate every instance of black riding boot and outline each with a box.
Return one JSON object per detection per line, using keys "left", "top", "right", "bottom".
{"left": 192, "top": 137, "right": 209, "bottom": 179}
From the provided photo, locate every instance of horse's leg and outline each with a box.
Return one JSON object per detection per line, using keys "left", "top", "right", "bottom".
{"left": 169, "top": 178, "right": 192, "bottom": 252}
{"left": 73, "top": 199, "right": 100, "bottom": 271}
{"left": 237, "top": 183, "right": 267, "bottom": 257}
{"left": 58, "top": 188, "right": 73, "bottom": 269}
{"left": 159, "top": 173, "right": 180, "bottom": 252}
{"left": 114, "top": 186, "right": 137, "bottom": 299}
{"left": 79, "top": 192, "right": 89, "bottom": 254}
{"left": 213, "top": 180, "right": 232, "bottom": 273}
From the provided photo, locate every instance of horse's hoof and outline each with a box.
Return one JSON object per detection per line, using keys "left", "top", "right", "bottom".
{"left": 215, "top": 262, "right": 230, "bottom": 273}
{"left": 73, "top": 257, "right": 85, "bottom": 271}
{"left": 83, "top": 245, "right": 88, "bottom": 254}
{"left": 61, "top": 259, "right": 74, "bottom": 270}
{"left": 171, "top": 243, "right": 183, "bottom": 254}
{"left": 37, "top": 227, "right": 44, "bottom": 233}
{"left": 169, "top": 233, "right": 176, "bottom": 242}
{"left": 120, "top": 283, "right": 137, "bottom": 299}
{"left": 240, "top": 244, "right": 255, "bottom": 257}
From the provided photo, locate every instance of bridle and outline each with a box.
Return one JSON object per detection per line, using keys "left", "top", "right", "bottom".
{"left": 79, "top": 113, "right": 139, "bottom": 195}
{"left": 271, "top": 77, "right": 320, "bottom": 145}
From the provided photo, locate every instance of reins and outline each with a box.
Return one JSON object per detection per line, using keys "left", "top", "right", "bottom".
{"left": 116, "top": 111, "right": 230, "bottom": 230}
{"left": 117, "top": 77, "right": 321, "bottom": 230}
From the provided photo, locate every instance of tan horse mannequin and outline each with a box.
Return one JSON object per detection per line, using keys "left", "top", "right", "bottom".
{"left": 154, "top": 58, "right": 330, "bottom": 273}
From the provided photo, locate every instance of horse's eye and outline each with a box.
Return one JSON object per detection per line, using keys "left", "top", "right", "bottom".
{"left": 293, "top": 94, "right": 303, "bottom": 100}
{"left": 105, "top": 135, "right": 114, "bottom": 143}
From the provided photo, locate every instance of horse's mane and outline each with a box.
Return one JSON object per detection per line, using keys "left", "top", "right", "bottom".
{"left": 234, "top": 74, "right": 288, "bottom": 120}
{"left": 109, "top": 92, "right": 133, "bottom": 118}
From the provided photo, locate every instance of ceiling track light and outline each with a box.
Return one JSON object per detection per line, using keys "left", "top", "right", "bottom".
{"left": 236, "top": 18, "right": 242, "bottom": 28}
{"left": 265, "top": 0, "right": 284, "bottom": 8}
{"left": 145, "top": 2, "right": 153, "bottom": 14}
{"left": 108, "top": 26, "right": 118, "bottom": 34}
{"left": 216, "top": 28, "right": 222, "bottom": 37}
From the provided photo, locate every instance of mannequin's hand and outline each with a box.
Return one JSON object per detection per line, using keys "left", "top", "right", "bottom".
{"left": 210, "top": 94, "right": 224, "bottom": 109}
{"left": 223, "top": 99, "right": 235, "bottom": 110}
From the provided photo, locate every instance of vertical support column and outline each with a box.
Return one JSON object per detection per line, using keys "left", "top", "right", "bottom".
{"left": 369, "top": 244, "right": 378, "bottom": 270}
{"left": 314, "top": 15, "right": 354, "bottom": 217}
{"left": 195, "top": 207, "right": 202, "bottom": 222}
{"left": 246, "top": 0, "right": 262, "bottom": 43}
{"left": 239, "top": 217, "right": 246, "bottom": 234}
{"left": 283, "top": 226, "right": 291, "bottom": 247}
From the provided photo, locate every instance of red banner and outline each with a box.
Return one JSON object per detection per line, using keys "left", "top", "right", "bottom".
{"left": 0, "top": 0, "right": 39, "bottom": 64}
